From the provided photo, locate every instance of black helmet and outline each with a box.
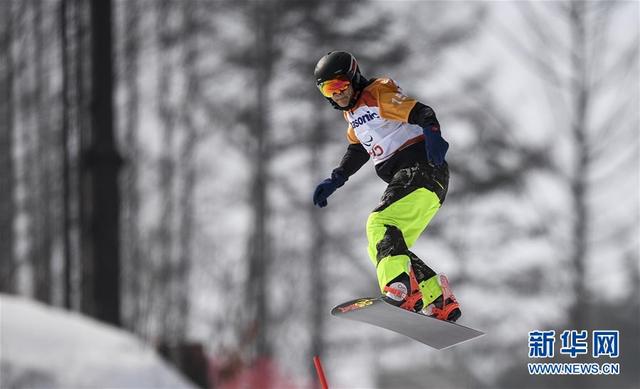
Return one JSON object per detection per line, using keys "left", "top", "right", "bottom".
{"left": 314, "top": 51, "right": 368, "bottom": 110}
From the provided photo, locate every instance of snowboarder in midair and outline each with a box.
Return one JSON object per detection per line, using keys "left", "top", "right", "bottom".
{"left": 312, "top": 51, "right": 461, "bottom": 322}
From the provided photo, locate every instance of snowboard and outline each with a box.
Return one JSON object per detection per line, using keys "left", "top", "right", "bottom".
{"left": 331, "top": 297, "right": 485, "bottom": 350}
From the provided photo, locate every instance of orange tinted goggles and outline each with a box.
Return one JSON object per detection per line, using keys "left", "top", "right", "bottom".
{"left": 318, "top": 78, "right": 351, "bottom": 97}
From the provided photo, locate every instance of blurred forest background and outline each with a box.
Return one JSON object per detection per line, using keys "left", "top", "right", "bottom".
{"left": 0, "top": 0, "right": 638, "bottom": 388}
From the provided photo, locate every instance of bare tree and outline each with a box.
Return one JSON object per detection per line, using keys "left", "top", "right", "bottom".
{"left": 245, "top": 0, "right": 276, "bottom": 361}
{"left": 501, "top": 0, "right": 639, "bottom": 331}
{"left": 79, "top": 0, "right": 123, "bottom": 326}
{"left": 30, "top": 0, "right": 54, "bottom": 304}
{"left": 59, "top": 0, "right": 73, "bottom": 309}
{"left": 117, "top": 0, "right": 144, "bottom": 333}
{"left": 3, "top": 0, "right": 123, "bottom": 328}
{"left": 117, "top": 0, "right": 206, "bottom": 344}
{"left": 175, "top": 0, "right": 200, "bottom": 342}
{"left": 0, "top": 0, "right": 16, "bottom": 294}
{"left": 154, "top": 0, "right": 179, "bottom": 339}
{"left": 9, "top": 0, "right": 55, "bottom": 302}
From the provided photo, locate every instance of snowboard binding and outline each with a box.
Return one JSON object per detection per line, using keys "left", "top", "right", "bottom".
{"left": 421, "top": 274, "right": 461, "bottom": 322}
{"left": 382, "top": 269, "right": 423, "bottom": 312}
{"left": 384, "top": 272, "right": 461, "bottom": 322}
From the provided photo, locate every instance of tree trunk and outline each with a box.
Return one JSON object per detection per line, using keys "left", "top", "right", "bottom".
{"left": 175, "top": 0, "right": 200, "bottom": 342}
{"left": 245, "top": 1, "right": 275, "bottom": 361}
{"left": 156, "top": 0, "right": 178, "bottom": 339}
{"left": 0, "top": 0, "right": 16, "bottom": 294}
{"left": 308, "top": 120, "right": 328, "bottom": 385}
{"left": 68, "top": 0, "right": 89, "bottom": 312}
{"left": 120, "top": 0, "right": 143, "bottom": 334}
{"left": 19, "top": 0, "right": 45, "bottom": 302}
{"left": 568, "top": 0, "right": 590, "bottom": 331}
{"left": 31, "top": 0, "right": 53, "bottom": 304}
{"left": 80, "top": 0, "right": 122, "bottom": 326}
{"left": 59, "top": 0, "right": 73, "bottom": 310}
{"left": 78, "top": 0, "right": 92, "bottom": 316}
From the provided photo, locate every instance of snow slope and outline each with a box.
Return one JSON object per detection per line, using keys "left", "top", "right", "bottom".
{"left": 0, "top": 294, "right": 195, "bottom": 389}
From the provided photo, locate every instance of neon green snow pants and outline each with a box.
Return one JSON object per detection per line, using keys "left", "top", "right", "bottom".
{"left": 365, "top": 162, "right": 449, "bottom": 306}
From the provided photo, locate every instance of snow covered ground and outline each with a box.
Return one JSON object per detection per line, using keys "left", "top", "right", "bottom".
{"left": 0, "top": 294, "right": 195, "bottom": 389}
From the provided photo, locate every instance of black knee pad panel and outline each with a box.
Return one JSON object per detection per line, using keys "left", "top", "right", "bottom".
{"left": 408, "top": 251, "right": 437, "bottom": 282}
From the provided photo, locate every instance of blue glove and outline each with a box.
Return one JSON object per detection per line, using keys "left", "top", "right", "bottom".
{"left": 423, "top": 124, "right": 449, "bottom": 167}
{"left": 313, "top": 170, "right": 347, "bottom": 208}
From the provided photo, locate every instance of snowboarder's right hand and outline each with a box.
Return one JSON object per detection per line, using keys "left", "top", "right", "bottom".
{"left": 313, "top": 170, "right": 347, "bottom": 208}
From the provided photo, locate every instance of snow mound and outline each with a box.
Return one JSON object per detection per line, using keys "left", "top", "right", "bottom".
{"left": 0, "top": 294, "right": 196, "bottom": 389}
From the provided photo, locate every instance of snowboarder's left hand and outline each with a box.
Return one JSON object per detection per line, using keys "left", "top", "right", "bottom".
{"left": 313, "top": 170, "right": 347, "bottom": 208}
